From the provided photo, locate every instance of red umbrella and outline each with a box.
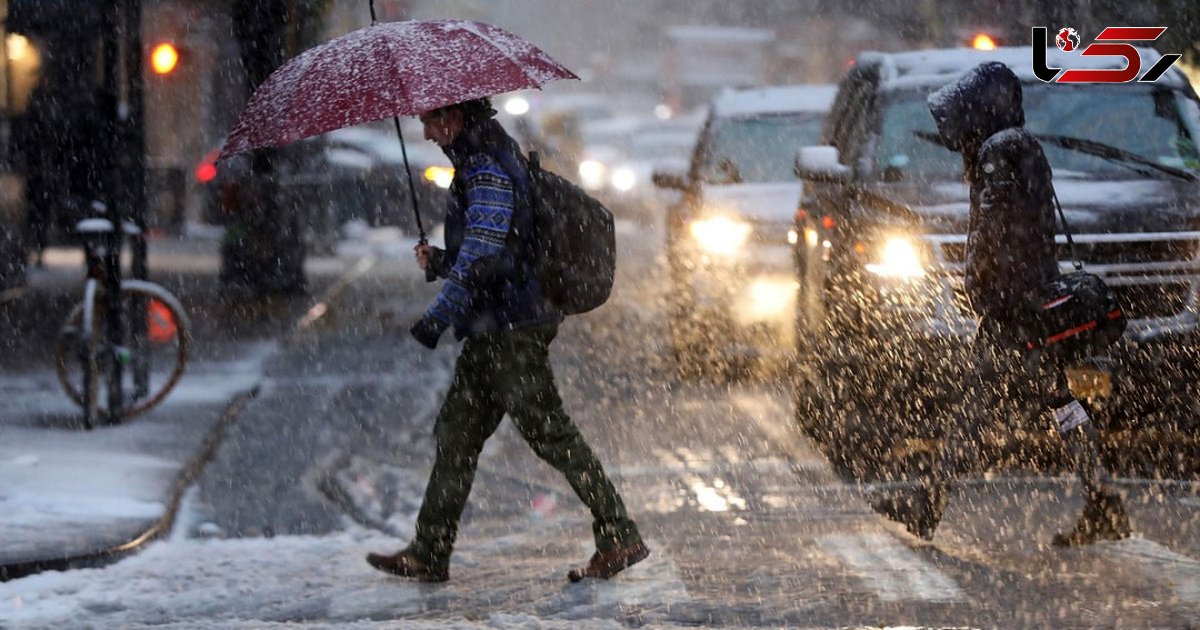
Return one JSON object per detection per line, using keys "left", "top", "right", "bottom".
{"left": 221, "top": 19, "right": 577, "bottom": 157}
{"left": 219, "top": 15, "right": 578, "bottom": 242}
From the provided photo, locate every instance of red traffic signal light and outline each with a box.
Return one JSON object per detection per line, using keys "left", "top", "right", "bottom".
{"left": 971, "top": 33, "right": 998, "bottom": 50}
{"left": 151, "top": 42, "right": 180, "bottom": 75}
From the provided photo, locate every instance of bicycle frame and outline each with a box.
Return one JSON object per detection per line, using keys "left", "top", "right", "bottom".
{"left": 58, "top": 210, "right": 191, "bottom": 429}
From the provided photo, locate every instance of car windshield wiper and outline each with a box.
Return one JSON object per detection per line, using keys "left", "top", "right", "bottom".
{"left": 913, "top": 129, "right": 1197, "bottom": 182}
{"left": 1034, "top": 134, "right": 1198, "bottom": 182}
{"left": 912, "top": 129, "right": 947, "bottom": 147}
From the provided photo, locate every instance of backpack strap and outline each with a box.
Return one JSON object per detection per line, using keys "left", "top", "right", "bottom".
{"left": 1051, "top": 188, "right": 1084, "bottom": 272}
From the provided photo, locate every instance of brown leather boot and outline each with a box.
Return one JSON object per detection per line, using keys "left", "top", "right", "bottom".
{"left": 1053, "top": 491, "right": 1131, "bottom": 547}
{"left": 869, "top": 482, "right": 946, "bottom": 541}
{"left": 567, "top": 540, "right": 650, "bottom": 582}
{"left": 366, "top": 547, "right": 449, "bottom": 582}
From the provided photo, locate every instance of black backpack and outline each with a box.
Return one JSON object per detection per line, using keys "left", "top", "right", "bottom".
{"left": 521, "top": 152, "right": 616, "bottom": 315}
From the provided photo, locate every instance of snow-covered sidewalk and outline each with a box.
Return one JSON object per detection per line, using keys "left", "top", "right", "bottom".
{"left": 0, "top": 343, "right": 273, "bottom": 574}
{"left": 0, "top": 224, "right": 411, "bottom": 579}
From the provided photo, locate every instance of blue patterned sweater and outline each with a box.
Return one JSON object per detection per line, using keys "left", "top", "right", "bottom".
{"left": 423, "top": 120, "right": 559, "bottom": 338}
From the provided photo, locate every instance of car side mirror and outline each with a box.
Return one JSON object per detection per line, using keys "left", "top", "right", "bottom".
{"left": 795, "top": 145, "right": 851, "bottom": 184}
{"left": 652, "top": 168, "right": 688, "bottom": 191}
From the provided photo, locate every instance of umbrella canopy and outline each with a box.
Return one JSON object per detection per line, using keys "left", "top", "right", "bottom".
{"left": 219, "top": 19, "right": 578, "bottom": 159}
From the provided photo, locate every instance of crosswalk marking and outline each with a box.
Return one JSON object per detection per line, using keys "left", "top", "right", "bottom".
{"left": 615, "top": 449, "right": 794, "bottom": 478}
{"left": 1102, "top": 538, "right": 1200, "bottom": 608}
{"left": 731, "top": 391, "right": 829, "bottom": 466}
{"left": 820, "top": 533, "right": 968, "bottom": 603}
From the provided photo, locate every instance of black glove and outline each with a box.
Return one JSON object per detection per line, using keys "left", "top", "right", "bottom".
{"left": 410, "top": 316, "right": 444, "bottom": 349}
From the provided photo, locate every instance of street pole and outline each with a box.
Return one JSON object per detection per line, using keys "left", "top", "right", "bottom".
{"left": 126, "top": 0, "right": 147, "bottom": 282}
{"left": 98, "top": 0, "right": 125, "bottom": 421}
{"left": 122, "top": 0, "right": 150, "bottom": 399}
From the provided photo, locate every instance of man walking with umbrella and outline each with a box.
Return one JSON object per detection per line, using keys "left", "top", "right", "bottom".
{"left": 215, "top": 16, "right": 643, "bottom": 582}
{"left": 366, "top": 97, "right": 649, "bottom": 583}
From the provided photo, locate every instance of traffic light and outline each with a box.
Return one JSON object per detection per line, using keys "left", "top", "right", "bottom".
{"left": 151, "top": 42, "right": 179, "bottom": 75}
{"left": 971, "top": 33, "right": 998, "bottom": 50}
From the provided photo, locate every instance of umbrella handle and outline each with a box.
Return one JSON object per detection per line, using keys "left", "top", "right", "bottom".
{"left": 392, "top": 117, "right": 434, "bottom": 282}
{"left": 421, "top": 237, "right": 437, "bottom": 283}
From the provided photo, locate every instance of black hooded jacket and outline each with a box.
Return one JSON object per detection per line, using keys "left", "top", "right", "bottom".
{"left": 928, "top": 61, "right": 1059, "bottom": 322}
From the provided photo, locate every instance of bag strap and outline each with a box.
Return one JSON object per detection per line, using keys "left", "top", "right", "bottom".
{"left": 1051, "top": 188, "right": 1084, "bottom": 271}
{"left": 527, "top": 151, "right": 541, "bottom": 204}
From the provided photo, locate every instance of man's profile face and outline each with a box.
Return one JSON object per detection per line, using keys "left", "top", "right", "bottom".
{"left": 420, "top": 109, "right": 465, "bottom": 147}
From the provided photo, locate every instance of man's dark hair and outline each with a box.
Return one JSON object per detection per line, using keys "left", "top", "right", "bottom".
{"left": 432, "top": 97, "right": 497, "bottom": 126}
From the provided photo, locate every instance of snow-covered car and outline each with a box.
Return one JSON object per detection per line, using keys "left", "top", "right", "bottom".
{"left": 791, "top": 46, "right": 1200, "bottom": 453}
{"left": 576, "top": 114, "right": 701, "bottom": 225}
{"left": 653, "top": 84, "right": 837, "bottom": 373}
{"left": 613, "top": 121, "right": 703, "bottom": 226}
{"left": 497, "top": 92, "right": 618, "bottom": 181}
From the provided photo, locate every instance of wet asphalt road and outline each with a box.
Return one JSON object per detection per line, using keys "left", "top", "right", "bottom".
{"left": 180, "top": 224, "right": 1200, "bottom": 627}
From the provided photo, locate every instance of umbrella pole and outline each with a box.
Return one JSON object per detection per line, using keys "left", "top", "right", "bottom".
{"left": 391, "top": 116, "right": 428, "bottom": 244}
{"left": 371, "top": 3, "right": 425, "bottom": 244}
{"left": 370, "top": 1, "right": 433, "bottom": 281}
{"left": 392, "top": 115, "right": 437, "bottom": 283}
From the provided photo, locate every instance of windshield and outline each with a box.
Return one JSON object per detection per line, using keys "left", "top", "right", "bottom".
{"left": 700, "top": 113, "right": 825, "bottom": 184}
{"left": 875, "top": 84, "right": 1200, "bottom": 181}
{"left": 627, "top": 132, "right": 697, "bottom": 162}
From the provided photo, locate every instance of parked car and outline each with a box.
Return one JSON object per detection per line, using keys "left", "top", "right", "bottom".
{"left": 0, "top": 170, "right": 27, "bottom": 292}
{"left": 653, "top": 84, "right": 837, "bottom": 374}
{"left": 324, "top": 125, "right": 453, "bottom": 231}
{"left": 195, "top": 124, "right": 451, "bottom": 240}
{"left": 790, "top": 46, "right": 1200, "bottom": 461}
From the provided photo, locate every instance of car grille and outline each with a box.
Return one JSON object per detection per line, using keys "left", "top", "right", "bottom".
{"left": 927, "top": 231, "right": 1200, "bottom": 321}
{"left": 749, "top": 219, "right": 792, "bottom": 247}
{"left": 937, "top": 239, "right": 1198, "bottom": 265}
{"left": 1114, "top": 283, "right": 1192, "bottom": 319}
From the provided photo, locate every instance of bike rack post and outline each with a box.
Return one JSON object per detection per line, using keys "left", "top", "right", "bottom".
{"left": 103, "top": 221, "right": 125, "bottom": 423}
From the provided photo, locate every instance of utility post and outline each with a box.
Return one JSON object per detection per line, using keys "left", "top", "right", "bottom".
{"left": 221, "top": 0, "right": 307, "bottom": 296}
{"left": 123, "top": 0, "right": 147, "bottom": 284}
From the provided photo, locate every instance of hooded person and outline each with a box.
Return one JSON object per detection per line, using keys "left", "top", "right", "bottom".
{"left": 871, "top": 61, "right": 1130, "bottom": 546}
{"left": 366, "top": 98, "right": 649, "bottom": 582}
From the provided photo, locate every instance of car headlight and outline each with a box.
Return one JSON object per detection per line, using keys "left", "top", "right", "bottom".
{"left": 578, "top": 159, "right": 607, "bottom": 190}
{"left": 689, "top": 216, "right": 752, "bottom": 256}
{"left": 504, "top": 96, "right": 530, "bottom": 116}
{"left": 610, "top": 167, "right": 637, "bottom": 192}
{"left": 864, "top": 234, "right": 926, "bottom": 278}
{"left": 423, "top": 166, "right": 454, "bottom": 189}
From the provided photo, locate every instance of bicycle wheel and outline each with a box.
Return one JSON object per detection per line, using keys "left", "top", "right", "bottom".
{"left": 55, "top": 280, "right": 191, "bottom": 422}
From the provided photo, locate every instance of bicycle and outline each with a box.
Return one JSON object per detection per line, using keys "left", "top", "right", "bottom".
{"left": 54, "top": 203, "right": 191, "bottom": 428}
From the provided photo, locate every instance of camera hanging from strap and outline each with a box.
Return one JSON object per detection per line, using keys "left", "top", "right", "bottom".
{"left": 1021, "top": 190, "right": 1127, "bottom": 359}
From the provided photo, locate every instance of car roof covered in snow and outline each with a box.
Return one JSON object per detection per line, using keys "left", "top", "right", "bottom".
{"left": 711, "top": 84, "right": 838, "bottom": 118}
{"left": 859, "top": 46, "right": 1190, "bottom": 91}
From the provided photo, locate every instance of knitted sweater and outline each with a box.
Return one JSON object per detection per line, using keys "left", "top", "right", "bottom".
{"left": 423, "top": 120, "right": 559, "bottom": 338}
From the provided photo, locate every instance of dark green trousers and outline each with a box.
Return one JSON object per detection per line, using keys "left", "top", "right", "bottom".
{"left": 410, "top": 323, "right": 640, "bottom": 568}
